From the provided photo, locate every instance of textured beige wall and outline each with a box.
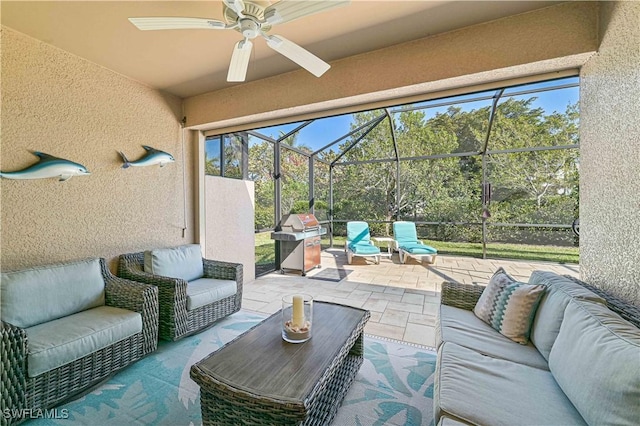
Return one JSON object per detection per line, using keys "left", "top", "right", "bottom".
{"left": 184, "top": 1, "right": 598, "bottom": 129}
{"left": 1, "top": 27, "right": 194, "bottom": 270}
{"left": 203, "top": 176, "right": 255, "bottom": 282}
{"left": 580, "top": 2, "right": 640, "bottom": 304}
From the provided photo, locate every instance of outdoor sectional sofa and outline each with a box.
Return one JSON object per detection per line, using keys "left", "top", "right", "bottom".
{"left": 434, "top": 271, "right": 640, "bottom": 425}
{"left": 0, "top": 258, "right": 159, "bottom": 425}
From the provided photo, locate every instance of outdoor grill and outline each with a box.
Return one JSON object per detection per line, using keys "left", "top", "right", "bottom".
{"left": 271, "top": 213, "right": 326, "bottom": 275}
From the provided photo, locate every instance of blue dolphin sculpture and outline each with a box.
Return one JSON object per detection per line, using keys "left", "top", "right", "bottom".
{"left": 119, "top": 146, "right": 175, "bottom": 169}
{"left": 0, "top": 151, "right": 90, "bottom": 182}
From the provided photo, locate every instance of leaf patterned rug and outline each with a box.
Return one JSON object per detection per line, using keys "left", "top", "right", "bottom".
{"left": 29, "top": 311, "right": 436, "bottom": 426}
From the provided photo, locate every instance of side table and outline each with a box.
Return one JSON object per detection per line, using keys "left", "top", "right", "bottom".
{"left": 371, "top": 236, "right": 395, "bottom": 258}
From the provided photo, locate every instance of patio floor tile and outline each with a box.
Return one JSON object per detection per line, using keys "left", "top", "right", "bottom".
{"left": 401, "top": 292, "right": 425, "bottom": 305}
{"left": 365, "top": 322, "right": 405, "bottom": 340}
{"left": 244, "top": 249, "right": 579, "bottom": 346}
{"left": 403, "top": 323, "right": 436, "bottom": 347}
{"left": 379, "top": 309, "right": 410, "bottom": 327}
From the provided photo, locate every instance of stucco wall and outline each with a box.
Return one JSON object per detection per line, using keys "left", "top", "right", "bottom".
{"left": 184, "top": 1, "right": 599, "bottom": 130}
{"left": 1, "top": 28, "right": 194, "bottom": 270}
{"left": 203, "top": 176, "right": 255, "bottom": 282}
{"left": 580, "top": 2, "right": 640, "bottom": 304}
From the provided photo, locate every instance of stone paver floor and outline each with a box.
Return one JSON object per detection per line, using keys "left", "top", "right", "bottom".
{"left": 242, "top": 248, "right": 579, "bottom": 348}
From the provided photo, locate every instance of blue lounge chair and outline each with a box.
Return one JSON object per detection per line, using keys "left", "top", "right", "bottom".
{"left": 345, "top": 221, "right": 381, "bottom": 264}
{"left": 393, "top": 221, "right": 438, "bottom": 264}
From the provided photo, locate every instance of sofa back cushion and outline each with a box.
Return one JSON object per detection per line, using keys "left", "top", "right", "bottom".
{"left": 144, "top": 244, "right": 204, "bottom": 282}
{"left": 1, "top": 258, "right": 105, "bottom": 328}
{"left": 529, "top": 271, "right": 605, "bottom": 360}
{"left": 549, "top": 299, "right": 640, "bottom": 426}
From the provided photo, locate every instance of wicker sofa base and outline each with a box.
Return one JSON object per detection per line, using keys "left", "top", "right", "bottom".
{"left": 178, "top": 293, "right": 240, "bottom": 341}
{"left": 1, "top": 331, "right": 147, "bottom": 426}
{"left": 26, "top": 335, "right": 143, "bottom": 410}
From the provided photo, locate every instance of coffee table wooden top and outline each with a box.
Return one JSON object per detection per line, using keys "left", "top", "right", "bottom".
{"left": 191, "top": 301, "right": 368, "bottom": 402}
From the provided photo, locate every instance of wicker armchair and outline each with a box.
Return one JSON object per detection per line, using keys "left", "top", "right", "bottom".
{"left": 1, "top": 259, "right": 158, "bottom": 426}
{"left": 117, "top": 251, "right": 243, "bottom": 341}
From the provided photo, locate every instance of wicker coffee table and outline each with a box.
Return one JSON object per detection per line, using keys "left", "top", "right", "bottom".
{"left": 190, "top": 301, "right": 370, "bottom": 425}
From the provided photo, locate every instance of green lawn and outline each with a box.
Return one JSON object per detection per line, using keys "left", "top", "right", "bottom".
{"left": 255, "top": 232, "right": 579, "bottom": 265}
{"left": 255, "top": 233, "right": 275, "bottom": 266}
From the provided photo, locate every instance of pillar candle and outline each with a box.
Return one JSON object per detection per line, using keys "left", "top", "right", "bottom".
{"left": 292, "top": 295, "right": 304, "bottom": 327}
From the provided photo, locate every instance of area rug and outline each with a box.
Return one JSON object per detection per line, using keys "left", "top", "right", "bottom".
{"left": 308, "top": 267, "right": 353, "bottom": 282}
{"left": 29, "top": 311, "right": 436, "bottom": 426}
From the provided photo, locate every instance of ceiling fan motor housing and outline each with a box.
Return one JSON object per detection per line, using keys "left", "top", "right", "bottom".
{"left": 224, "top": 1, "right": 272, "bottom": 33}
{"left": 239, "top": 19, "right": 260, "bottom": 39}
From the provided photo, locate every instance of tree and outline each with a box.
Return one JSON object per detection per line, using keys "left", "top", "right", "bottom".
{"left": 487, "top": 99, "right": 579, "bottom": 223}
{"left": 249, "top": 140, "right": 275, "bottom": 230}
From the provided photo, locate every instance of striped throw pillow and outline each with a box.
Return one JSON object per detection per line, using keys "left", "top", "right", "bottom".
{"left": 473, "top": 268, "right": 546, "bottom": 344}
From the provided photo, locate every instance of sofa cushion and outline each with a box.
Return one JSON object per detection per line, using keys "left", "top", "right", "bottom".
{"left": 144, "top": 244, "right": 204, "bottom": 282}
{"left": 473, "top": 268, "right": 546, "bottom": 344}
{"left": 437, "top": 304, "right": 549, "bottom": 370}
{"left": 26, "top": 306, "right": 142, "bottom": 377}
{"left": 186, "top": 278, "right": 237, "bottom": 311}
{"left": 1, "top": 258, "right": 105, "bottom": 328}
{"left": 549, "top": 299, "right": 640, "bottom": 426}
{"left": 348, "top": 242, "right": 380, "bottom": 255}
{"left": 528, "top": 271, "right": 605, "bottom": 360}
{"left": 435, "top": 342, "right": 587, "bottom": 426}
{"left": 399, "top": 242, "right": 437, "bottom": 254}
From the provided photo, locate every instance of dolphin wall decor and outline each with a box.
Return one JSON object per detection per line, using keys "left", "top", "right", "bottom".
{"left": 0, "top": 151, "right": 91, "bottom": 182}
{"left": 119, "top": 146, "right": 175, "bottom": 169}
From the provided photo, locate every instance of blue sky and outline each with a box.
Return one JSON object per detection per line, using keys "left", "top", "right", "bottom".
{"left": 211, "top": 77, "right": 579, "bottom": 155}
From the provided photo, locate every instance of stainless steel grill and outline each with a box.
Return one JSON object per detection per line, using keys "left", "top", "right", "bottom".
{"left": 271, "top": 213, "right": 326, "bottom": 275}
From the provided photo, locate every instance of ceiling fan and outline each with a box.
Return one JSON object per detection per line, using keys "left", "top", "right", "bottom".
{"left": 128, "top": 0, "right": 350, "bottom": 82}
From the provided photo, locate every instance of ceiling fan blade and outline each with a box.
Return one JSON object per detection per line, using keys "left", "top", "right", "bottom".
{"left": 266, "top": 35, "right": 330, "bottom": 78}
{"left": 223, "top": 0, "right": 246, "bottom": 17}
{"left": 128, "top": 17, "right": 226, "bottom": 31}
{"left": 227, "top": 40, "right": 253, "bottom": 82}
{"left": 264, "top": 0, "right": 350, "bottom": 25}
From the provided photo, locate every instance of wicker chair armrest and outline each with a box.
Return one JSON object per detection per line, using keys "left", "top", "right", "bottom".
{"left": 203, "top": 258, "right": 242, "bottom": 280}
{"left": 441, "top": 281, "right": 485, "bottom": 311}
{"left": 1, "top": 321, "right": 28, "bottom": 418}
{"left": 203, "top": 259, "right": 243, "bottom": 295}
{"left": 103, "top": 263, "right": 159, "bottom": 355}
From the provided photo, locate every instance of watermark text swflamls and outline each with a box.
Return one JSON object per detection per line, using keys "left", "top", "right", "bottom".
{"left": 3, "top": 408, "right": 69, "bottom": 420}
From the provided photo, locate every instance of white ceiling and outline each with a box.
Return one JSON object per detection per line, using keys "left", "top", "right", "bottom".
{"left": 1, "top": 1, "right": 562, "bottom": 99}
